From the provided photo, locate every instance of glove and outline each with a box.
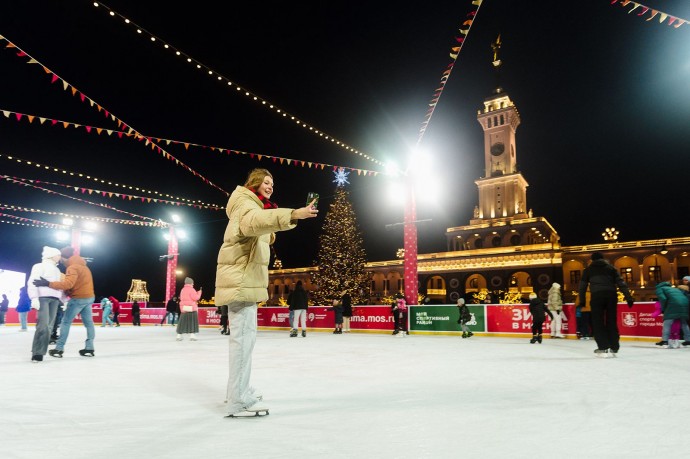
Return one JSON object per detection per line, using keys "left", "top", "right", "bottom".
{"left": 31, "top": 298, "right": 40, "bottom": 310}
{"left": 32, "top": 277, "right": 50, "bottom": 287}
{"left": 627, "top": 298, "right": 634, "bottom": 308}
{"left": 60, "top": 302, "right": 66, "bottom": 311}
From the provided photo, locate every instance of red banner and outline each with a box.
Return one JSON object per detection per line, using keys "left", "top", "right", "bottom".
{"left": 257, "top": 306, "right": 395, "bottom": 331}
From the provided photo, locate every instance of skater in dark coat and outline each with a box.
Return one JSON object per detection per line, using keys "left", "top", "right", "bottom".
{"left": 457, "top": 298, "right": 472, "bottom": 338}
{"left": 341, "top": 291, "right": 353, "bottom": 333}
{"left": 391, "top": 292, "right": 408, "bottom": 335}
{"left": 527, "top": 292, "right": 553, "bottom": 344}
{"left": 578, "top": 252, "right": 634, "bottom": 357}
{"left": 331, "top": 297, "right": 344, "bottom": 334}
{"left": 218, "top": 304, "right": 229, "bottom": 335}
{"left": 131, "top": 300, "right": 141, "bottom": 326}
{"left": 287, "top": 281, "right": 308, "bottom": 337}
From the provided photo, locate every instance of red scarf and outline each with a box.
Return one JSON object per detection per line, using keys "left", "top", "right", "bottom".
{"left": 249, "top": 187, "right": 277, "bottom": 209}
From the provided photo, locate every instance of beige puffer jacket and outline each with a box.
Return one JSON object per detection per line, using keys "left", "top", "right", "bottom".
{"left": 214, "top": 186, "right": 296, "bottom": 306}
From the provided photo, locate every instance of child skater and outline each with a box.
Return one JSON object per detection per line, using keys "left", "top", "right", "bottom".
{"left": 651, "top": 300, "right": 682, "bottom": 348}
{"left": 528, "top": 292, "right": 553, "bottom": 344}
{"left": 457, "top": 298, "right": 473, "bottom": 338}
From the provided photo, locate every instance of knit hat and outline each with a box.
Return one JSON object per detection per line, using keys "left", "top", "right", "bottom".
{"left": 683, "top": 276, "right": 690, "bottom": 283}
{"left": 184, "top": 277, "right": 193, "bottom": 285}
{"left": 529, "top": 292, "right": 537, "bottom": 299}
{"left": 60, "top": 246, "right": 75, "bottom": 259}
{"left": 551, "top": 282, "right": 560, "bottom": 289}
{"left": 457, "top": 298, "right": 465, "bottom": 305}
{"left": 591, "top": 252, "right": 604, "bottom": 261}
{"left": 41, "top": 246, "right": 61, "bottom": 259}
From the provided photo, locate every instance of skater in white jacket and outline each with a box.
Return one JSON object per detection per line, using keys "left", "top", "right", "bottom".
{"left": 548, "top": 282, "right": 565, "bottom": 338}
{"left": 27, "top": 246, "right": 65, "bottom": 362}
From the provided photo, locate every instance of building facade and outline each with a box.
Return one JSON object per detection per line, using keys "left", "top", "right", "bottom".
{"left": 268, "top": 49, "right": 690, "bottom": 305}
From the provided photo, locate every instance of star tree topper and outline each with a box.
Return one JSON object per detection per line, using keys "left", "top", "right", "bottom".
{"left": 333, "top": 167, "right": 350, "bottom": 187}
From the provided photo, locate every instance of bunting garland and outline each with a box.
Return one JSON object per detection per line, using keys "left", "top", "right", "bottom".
{"left": 1, "top": 174, "right": 223, "bottom": 210}
{"left": 89, "top": 2, "right": 384, "bottom": 167}
{"left": 0, "top": 152, "right": 224, "bottom": 209}
{"left": 0, "top": 212, "right": 66, "bottom": 229}
{"left": 0, "top": 203, "right": 165, "bottom": 227}
{"left": 0, "top": 111, "right": 383, "bottom": 178}
{"left": 417, "top": 0, "right": 483, "bottom": 146}
{"left": 1, "top": 175, "right": 161, "bottom": 223}
{"left": 609, "top": 1, "right": 688, "bottom": 28}
{"left": 0, "top": 35, "right": 231, "bottom": 196}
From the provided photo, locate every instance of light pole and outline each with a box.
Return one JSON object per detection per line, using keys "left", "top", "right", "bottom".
{"left": 403, "top": 180, "right": 418, "bottom": 305}
{"left": 162, "top": 214, "right": 184, "bottom": 302}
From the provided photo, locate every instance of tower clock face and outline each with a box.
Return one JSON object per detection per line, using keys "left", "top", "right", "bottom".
{"left": 490, "top": 142, "right": 505, "bottom": 156}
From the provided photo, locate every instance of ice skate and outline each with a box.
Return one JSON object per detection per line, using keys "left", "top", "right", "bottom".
{"left": 462, "top": 332, "right": 468, "bottom": 338}
{"left": 31, "top": 355, "right": 43, "bottom": 363}
{"left": 537, "top": 335, "right": 543, "bottom": 344}
{"left": 48, "top": 349, "right": 63, "bottom": 358}
{"left": 655, "top": 340, "right": 668, "bottom": 348}
{"left": 190, "top": 334, "right": 198, "bottom": 341}
{"left": 301, "top": 330, "right": 306, "bottom": 337}
{"left": 290, "top": 329, "right": 298, "bottom": 337}
{"left": 225, "top": 401, "right": 269, "bottom": 418}
{"left": 176, "top": 334, "right": 183, "bottom": 341}
{"left": 594, "top": 349, "right": 613, "bottom": 358}
{"left": 79, "top": 349, "right": 95, "bottom": 357}
{"left": 530, "top": 336, "right": 537, "bottom": 344}
{"left": 467, "top": 331, "right": 473, "bottom": 337}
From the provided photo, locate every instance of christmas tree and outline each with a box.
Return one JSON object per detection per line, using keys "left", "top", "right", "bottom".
{"left": 311, "top": 169, "right": 369, "bottom": 305}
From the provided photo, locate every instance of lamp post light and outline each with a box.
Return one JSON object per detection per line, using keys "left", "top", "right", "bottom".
{"left": 602, "top": 227, "right": 619, "bottom": 242}
{"left": 57, "top": 218, "right": 97, "bottom": 257}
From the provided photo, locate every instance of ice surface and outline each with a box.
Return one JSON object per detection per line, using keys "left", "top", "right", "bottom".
{"left": 1, "top": 325, "right": 688, "bottom": 459}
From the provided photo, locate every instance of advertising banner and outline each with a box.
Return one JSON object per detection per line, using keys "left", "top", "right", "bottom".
{"left": 410, "top": 305, "right": 485, "bottom": 333}
{"left": 257, "top": 306, "right": 395, "bottom": 331}
{"left": 1, "top": 302, "right": 665, "bottom": 338}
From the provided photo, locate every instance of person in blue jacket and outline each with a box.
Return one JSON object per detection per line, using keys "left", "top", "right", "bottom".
{"left": 16, "top": 286, "right": 31, "bottom": 331}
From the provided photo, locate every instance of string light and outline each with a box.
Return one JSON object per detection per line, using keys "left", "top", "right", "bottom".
{"left": 0, "top": 39, "right": 230, "bottom": 196}
{"left": 0, "top": 204, "right": 165, "bottom": 227}
{"left": 0, "top": 153, "right": 223, "bottom": 209}
{"left": 2, "top": 175, "right": 160, "bottom": 223}
{"left": 0, "top": 111, "right": 384, "bottom": 177}
{"left": 91, "top": 1, "right": 386, "bottom": 167}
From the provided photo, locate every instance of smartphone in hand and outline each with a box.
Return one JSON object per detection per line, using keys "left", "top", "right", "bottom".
{"left": 306, "top": 192, "right": 319, "bottom": 209}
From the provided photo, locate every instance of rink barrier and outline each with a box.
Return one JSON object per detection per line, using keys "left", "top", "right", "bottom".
{"left": 1, "top": 302, "right": 663, "bottom": 340}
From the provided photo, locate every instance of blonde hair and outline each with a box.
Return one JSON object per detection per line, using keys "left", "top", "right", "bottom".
{"left": 244, "top": 168, "right": 273, "bottom": 189}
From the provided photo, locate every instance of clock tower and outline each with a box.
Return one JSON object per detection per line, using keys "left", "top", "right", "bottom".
{"left": 473, "top": 35, "right": 527, "bottom": 222}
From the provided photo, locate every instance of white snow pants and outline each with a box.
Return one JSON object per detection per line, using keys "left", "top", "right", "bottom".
{"left": 550, "top": 310, "right": 563, "bottom": 337}
{"left": 293, "top": 309, "right": 306, "bottom": 330}
{"left": 226, "top": 302, "right": 260, "bottom": 414}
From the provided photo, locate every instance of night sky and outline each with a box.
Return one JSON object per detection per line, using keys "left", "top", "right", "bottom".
{"left": 1, "top": 1, "right": 688, "bottom": 302}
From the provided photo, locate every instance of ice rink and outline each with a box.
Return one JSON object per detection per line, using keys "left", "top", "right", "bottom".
{"left": 2, "top": 324, "right": 689, "bottom": 459}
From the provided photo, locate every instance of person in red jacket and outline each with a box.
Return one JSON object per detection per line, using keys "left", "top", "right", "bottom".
{"left": 109, "top": 296, "right": 121, "bottom": 327}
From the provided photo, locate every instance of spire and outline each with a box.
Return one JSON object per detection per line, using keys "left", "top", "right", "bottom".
{"left": 490, "top": 34, "right": 503, "bottom": 95}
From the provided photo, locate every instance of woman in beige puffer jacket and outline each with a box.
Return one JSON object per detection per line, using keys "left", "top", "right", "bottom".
{"left": 215, "top": 168, "right": 317, "bottom": 417}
